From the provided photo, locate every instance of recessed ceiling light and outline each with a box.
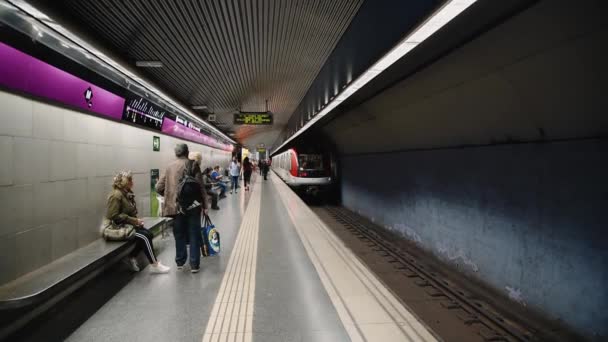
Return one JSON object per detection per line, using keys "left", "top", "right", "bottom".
{"left": 192, "top": 105, "right": 208, "bottom": 110}
{"left": 135, "top": 60, "right": 163, "bottom": 68}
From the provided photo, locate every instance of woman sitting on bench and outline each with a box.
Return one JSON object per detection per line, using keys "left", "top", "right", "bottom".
{"left": 105, "top": 171, "right": 170, "bottom": 274}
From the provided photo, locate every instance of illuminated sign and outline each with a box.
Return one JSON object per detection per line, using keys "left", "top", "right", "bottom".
{"left": 234, "top": 112, "right": 273, "bottom": 125}
{"left": 123, "top": 96, "right": 166, "bottom": 130}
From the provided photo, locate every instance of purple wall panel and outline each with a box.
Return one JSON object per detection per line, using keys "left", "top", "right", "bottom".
{"left": 0, "top": 41, "right": 124, "bottom": 120}
{"left": 0, "top": 41, "right": 232, "bottom": 151}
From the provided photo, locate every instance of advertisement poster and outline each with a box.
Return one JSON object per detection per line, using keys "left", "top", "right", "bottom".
{"left": 150, "top": 169, "right": 160, "bottom": 217}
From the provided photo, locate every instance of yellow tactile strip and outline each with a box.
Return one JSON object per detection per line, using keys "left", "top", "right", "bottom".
{"left": 271, "top": 175, "right": 438, "bottom": 342}
{"left": 202, "top": 179, "right": 261, "bottom": 342}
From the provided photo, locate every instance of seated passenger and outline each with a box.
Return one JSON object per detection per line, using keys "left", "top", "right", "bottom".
{"left": 104, "top": 171, "right": 170, "bottom": 274}
{"left": 211, "top": 166, "right": 227, "bottom": 197}
{"left": 203, "top": 168, "right": 220, "bottom": 210}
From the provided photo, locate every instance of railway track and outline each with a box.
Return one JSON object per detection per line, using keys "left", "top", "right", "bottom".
{"left": 322, "top": 206, "right": 542, "bottom": 342}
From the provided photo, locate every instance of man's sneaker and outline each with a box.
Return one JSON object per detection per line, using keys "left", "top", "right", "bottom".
{"left": 230, "top": 191, "right": 232, "bottom": 194}
{"left": 212, "top": 206, "right": 220, "bottom": 210}
{"left": 150, "top": 262, "right": 170, "bottom": 274}
{"left": 176, "top": 265, "right": 184, "bottom": 270}
{"left": 191, "top": 267, "right": 200, "bottom": 273}
{"left": 128, "top": 257, "right": 140, "bottom": 272}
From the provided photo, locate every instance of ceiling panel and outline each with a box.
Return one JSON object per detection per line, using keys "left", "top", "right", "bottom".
{"left": 32, "top": 0, "right": 363, "bottom": 148}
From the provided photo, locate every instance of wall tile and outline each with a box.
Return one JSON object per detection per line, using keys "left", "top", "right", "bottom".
{"left": 86, "top": 116, "right": 110, "bottom": 145}
{"left": 0, "top": 234, "right": 17, "bottom": 285}
{"left": 78, "top": 214, "right": 103, "bottom": 248}
{"left": 49, "top": 141, "right": 77, "bottom": 181}
{"left": 63, "top": 109, "right": 89, "bottom": 143}
{"left": 0, "top": 184, "right": 34, "bottom": 237}
{"left": 64, "top": 179, "right": 88, "bottom": 217}
{"left": 76, "top": 143, "right": 97, "bottom": 178}
{"left": 0, "top": 91, "right": 33, "bottom": 137}
{"left": 96, "top": 145, "right": 116, "bottom": 177}
{"left": 88, "top": 176, "right": 112, "bottom": 211}
{"left": 33, "top": 101, "right": 63, "bottom": 140}
{"left": 33, "top": 181, "right": 65, "bottom": 227}
{"left": 0, "top": 136, "right": 13, "bottom": 186}
{"left": 13, "top": 137, "right": 51, "bottom": 184}
{"left": 132, "top": 172, "right": 149, "bottom": 196}
{"left": 51, "top": 218, "right": 78, "bottom": 260}
{"left": 15, "top": 225, "right": 52, "bottom": 278}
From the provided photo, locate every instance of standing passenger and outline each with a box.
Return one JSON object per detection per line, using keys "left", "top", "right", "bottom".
{"left": 229, "top": 156, "right": 240, "bottom": 194}
{"left": 156, "top": 144, "right": 208, "bottom": 273}
{"left": 243, "top": 157, "right": 252, "bottom": 191}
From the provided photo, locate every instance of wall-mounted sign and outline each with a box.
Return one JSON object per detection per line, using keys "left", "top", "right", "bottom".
{"left": 153, "top": 136, "right": 160, "bottom": 151}
{"left": 234, "top": 112, "right": 273, "bottom": 125}
{"left": 176, "top": 116, "right": 202, "bottom": 132}
{"left": 123, "top": 96, "right": 166, "bottom": 130}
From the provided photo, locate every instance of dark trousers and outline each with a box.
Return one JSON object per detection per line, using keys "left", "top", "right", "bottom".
{"left": 244, "top": 171, "right": 252, "bottom": 186}
{"left": 173, "top": 209, "right": 202, "bottom": 268}
{"left": 207, "top": 191, "right": 219, "bottom": 208}
{"left": 131, "top": 227, "right": 157, "bottom": 263}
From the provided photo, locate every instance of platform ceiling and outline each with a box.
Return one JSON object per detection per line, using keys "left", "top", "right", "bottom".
{"left": 28, "top": 0, "right": 364, "bottom": 149}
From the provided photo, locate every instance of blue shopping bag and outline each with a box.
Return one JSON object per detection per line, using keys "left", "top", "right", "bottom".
{"left": 201, "top": 215, "right": 220, "bottom": 257}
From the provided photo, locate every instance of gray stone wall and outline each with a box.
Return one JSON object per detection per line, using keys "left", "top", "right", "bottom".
{"left": 0, "top": 90, "right": 231, "bottom": 284}
{"left": 340, "top": 139, "right": 608, "bottom": 337}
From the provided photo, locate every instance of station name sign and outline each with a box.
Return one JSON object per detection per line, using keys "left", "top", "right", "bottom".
{"left": 234, "top": 112, "right": 273, "bottom": 125}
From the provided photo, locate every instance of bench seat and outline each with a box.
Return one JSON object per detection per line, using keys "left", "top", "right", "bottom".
{"left": 0, "top": 217, "right": 170, "bottom": 338}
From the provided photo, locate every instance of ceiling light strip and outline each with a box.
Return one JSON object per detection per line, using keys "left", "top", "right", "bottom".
{"left": 273, "top": 0, "right": 477, "bottom": 154}
{"left": 7, "top": 0, "right": 236, "bottom": 145}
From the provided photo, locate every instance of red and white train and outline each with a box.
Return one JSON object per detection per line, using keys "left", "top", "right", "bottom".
{"left": 271, "top": 148, "right": 333, "bottom": 194}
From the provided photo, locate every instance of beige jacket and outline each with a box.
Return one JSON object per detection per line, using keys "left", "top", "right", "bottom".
{"left": 156, "top": 157, "right": 208, "bottom": 216}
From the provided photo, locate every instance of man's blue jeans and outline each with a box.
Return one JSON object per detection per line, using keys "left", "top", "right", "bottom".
{"left": 173, "top": 209, "right": 202, "bottom": 268}
{"left": 217, "top": 181, "right": 227, "bottom": 196}
{"left": 231, "top": 176, "right": 239, "bottom": 191}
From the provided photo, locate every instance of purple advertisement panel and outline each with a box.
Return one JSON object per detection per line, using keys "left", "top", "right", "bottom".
{"left": 0, "top": 42, "right": 124, "bottom": 120}
{"left": 162, "top": 118, "right": 233, "bottom": 151}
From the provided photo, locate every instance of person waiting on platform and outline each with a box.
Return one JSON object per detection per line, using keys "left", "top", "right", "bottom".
{"left": 229, "top": 156, "right": 240, "bottom": 194}
{"left": 211, "top": 165, "right": 227, "bottom": 198}
{"left": 104, "top": 171, "right": 170, "bottom": 274}
{"left": 203, "top": 167, "right": 221, "bottom": 210}
{"left": 261, "top": 160, "right": 269, "bottom": 180}
{"left": 156, "top": 143, "right": 208, "bottom": 273}
{"left": 243, "top": 156, "right": 252, "bottom": 191}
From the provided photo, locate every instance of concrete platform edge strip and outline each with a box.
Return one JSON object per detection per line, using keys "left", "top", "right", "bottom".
{"left": 202, "top": 178, "right": 261, "bottom": 342}
{"left": 271, "top": 175, "right": 439, "bottom": 342}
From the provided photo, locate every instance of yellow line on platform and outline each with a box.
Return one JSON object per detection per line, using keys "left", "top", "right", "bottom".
{"left": 202, "top": 179, "right": 260, "bottom": 342}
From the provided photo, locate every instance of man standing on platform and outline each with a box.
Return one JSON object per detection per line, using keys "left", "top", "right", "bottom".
{"left": 156, "top": 143, "right": 208, "bottom": 273}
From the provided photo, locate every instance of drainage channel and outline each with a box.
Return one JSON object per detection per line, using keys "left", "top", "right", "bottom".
{"left": 323, "top": 206, "right": 539, "bottom": 342}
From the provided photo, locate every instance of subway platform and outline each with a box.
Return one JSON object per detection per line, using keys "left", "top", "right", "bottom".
{"left": 34, "top": 174, "right": 436, "bottom": 342}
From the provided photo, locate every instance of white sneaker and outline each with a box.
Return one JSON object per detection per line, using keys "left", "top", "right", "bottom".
{"left": 149, "top": 262, "right": 170, "bottom": 274}
{"left": 128, "top": 258, "right": 140, "bottom": 272}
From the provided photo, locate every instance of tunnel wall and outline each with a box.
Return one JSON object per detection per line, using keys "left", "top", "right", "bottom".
{"left": 341, "top": 140, "right": 607, "bottom": 336}
{"left": 324, "top": 0, "right": 608, "bottom": 337}
{"left": 0, "top": 90, "right": 232, "bottom": 285}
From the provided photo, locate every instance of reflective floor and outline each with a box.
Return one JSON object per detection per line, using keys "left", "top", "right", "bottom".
{"left": 65, "top": 175, "right": 437, "bottom": 342}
